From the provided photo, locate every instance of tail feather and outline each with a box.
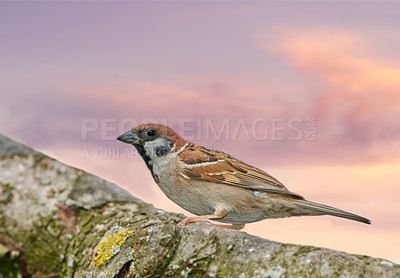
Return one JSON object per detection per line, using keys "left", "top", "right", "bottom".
{"left": 296, "top": 200, "right": 371, "bottom": 224}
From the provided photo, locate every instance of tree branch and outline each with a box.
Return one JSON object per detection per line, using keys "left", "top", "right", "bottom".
{"left": 0, "top": 133, "right": 398, "bottom": 277}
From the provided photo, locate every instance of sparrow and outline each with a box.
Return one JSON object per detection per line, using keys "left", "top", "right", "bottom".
{"left": 117, "top": 123, "right": 371, "bottom": 230}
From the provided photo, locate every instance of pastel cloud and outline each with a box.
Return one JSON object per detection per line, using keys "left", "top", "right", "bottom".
{"left": 268, "top": 30, "right": 400, "bottom": 93}
{"left": 262, "top": 28, "right": 400, "bottom": 162}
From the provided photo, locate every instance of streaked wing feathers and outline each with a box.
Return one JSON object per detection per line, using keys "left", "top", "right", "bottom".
{"left": 178, "top": 144, "right": 304, "bottom": 200}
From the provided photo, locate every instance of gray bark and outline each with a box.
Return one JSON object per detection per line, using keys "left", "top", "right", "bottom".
{"left": 0, "top": 133, "right": 398, "bottom": 277}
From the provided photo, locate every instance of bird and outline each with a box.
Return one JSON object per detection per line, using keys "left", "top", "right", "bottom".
{"left": 117, "top": 123, "right": 371, "bottom": 230}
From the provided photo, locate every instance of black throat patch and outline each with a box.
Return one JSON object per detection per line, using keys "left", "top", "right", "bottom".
{"left": 133, "top": 144, "right": 153, "bottom": 171}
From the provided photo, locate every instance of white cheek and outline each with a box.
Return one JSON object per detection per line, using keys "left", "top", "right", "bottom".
{"left": 143, "top": 138, "right": 176, "bottom": 176}
{"left": 143, "top": 138, "right": 168, "bottom": 159}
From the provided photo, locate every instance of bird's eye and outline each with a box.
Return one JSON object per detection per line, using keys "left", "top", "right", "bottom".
{"left": 146, "top": 129, "right": 156, "bottom": 137}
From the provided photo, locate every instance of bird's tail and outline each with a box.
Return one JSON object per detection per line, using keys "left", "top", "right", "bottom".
{"left": 295, "top": 200, "right": 371, "bottom": 224}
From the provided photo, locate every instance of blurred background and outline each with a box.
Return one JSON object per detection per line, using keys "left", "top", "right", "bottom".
{"left": 1, "top": 2, "right": 399, "bottom": 262}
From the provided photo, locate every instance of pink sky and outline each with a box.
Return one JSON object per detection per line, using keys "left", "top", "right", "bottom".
{"left": 1, "top": 2, "right": 399, "bottom": 262}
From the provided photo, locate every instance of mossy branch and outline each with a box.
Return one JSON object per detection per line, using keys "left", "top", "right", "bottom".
{"left": 0, "top": 133, "right": 398, "bottom": 278}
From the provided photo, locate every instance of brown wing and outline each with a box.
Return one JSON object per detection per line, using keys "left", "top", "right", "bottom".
{"left": 178, "top": 144, "right": 304, "bottom": 200}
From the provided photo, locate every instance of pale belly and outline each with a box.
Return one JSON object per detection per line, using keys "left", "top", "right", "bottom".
{"left": 156, "top": 166, "right": 289, "bottom": 224}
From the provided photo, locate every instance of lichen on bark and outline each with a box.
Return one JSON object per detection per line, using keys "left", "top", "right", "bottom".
{"left": 0, "top": 133, "right": 399, "bottom": 278}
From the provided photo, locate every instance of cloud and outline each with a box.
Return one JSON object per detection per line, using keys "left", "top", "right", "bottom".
{"left": 267, "top": 29, "right": 400, "bottom": 93}
{"left": 261, "top": 28, "right": 400, "bottom": 162}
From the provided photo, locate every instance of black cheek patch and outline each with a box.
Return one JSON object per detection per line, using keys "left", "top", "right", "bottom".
{"left": 155, "top": 145, "right": 171, "bottom": 157}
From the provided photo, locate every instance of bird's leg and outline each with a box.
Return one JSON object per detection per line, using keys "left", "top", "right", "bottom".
{"left": 178, "top": 209, "right": 245, "bottom": 230}
{"left": 211, "top": 223, "right": 246, "bottom": 230}
{"left": 178, "top": 208, "right": 228, "bottom": 225}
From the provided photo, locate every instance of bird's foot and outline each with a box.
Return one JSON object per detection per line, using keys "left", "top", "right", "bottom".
{"left": 178, "top": 218, "right": 245, "bottom": 230}
{"left": 178, "top": 217, "right": 208, "bottom": 225}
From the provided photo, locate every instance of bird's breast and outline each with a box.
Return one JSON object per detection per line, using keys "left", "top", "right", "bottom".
{"left": 153, "top": 158, "right": 178, "bottom": 194}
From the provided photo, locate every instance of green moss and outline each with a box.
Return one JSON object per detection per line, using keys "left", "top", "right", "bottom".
{"left": 93, "top": 228, "right": 135, "bottom": 267}
{"left": 78, "top": 210, "right": 94, "bottom": 234}
{"left": 32, "top": 153, "right": 48, "bottom": 164}
{"left": 46, "top": 218, "right": 67, "bottom": 238}
{"left": 0, "top": 250, "right": 22, "bottom": 278}
{"left": 23, "top": 220, "right": 65, "bottom": 273}
{"left": 0, "top": 182, "right": 14, "bottom": 204}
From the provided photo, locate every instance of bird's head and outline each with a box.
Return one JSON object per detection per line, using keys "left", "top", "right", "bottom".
{"left": 117, "top": 124, "right": 187, "bottom": 168}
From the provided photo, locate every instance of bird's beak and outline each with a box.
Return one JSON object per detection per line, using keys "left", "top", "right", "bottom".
{"left": 117, "top": 131, "right": 142, "bottom": 144}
